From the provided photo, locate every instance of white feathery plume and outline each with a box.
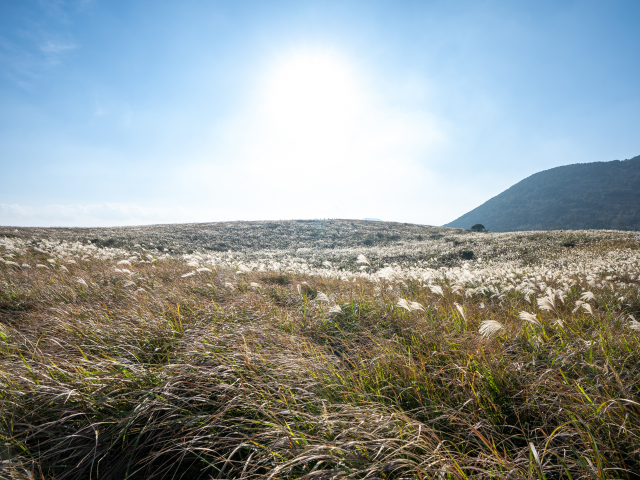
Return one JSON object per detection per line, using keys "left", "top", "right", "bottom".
{"left": 519, "top": 311, "right": 540, "bottom": 326}
{"left": 328, "top": 305, "right": 342, "bottom": 314}
{"left": 316, "top": 292, "right": 330, "bottom": 303}
{"left": 479, "top": 320, "right": 504, "bottom": 338}
{"left": 396, "top": 298, "right": 411, "bottom": 311}
{"left": 356, "top": 254, "right": 371, "bottom": 265}
{"left": 581, "top": 303, "right": 594, "bottom": 315}
{"left": 224, "top": 282, "right": 236, "bottom": 290}
{"left": 572, "top": 300, "right": 584, "bottom": 314}
{"left": 552, "top": 319, "right": 564, "bottom": 327}
{"left": 297, "top": 282, "right": 309, "bottom": 295}
{"left": 430, "top": 285, "right": 444, "bottom": 296}
{"left": 537, "top": 296, "right": 555, "bottom": 312}
{"left": 629, "top": 319, "right": 640, "bottom": 331}
{"left": 181, "top": 271, "right": 196, "bottom": 278}
{"left": 249, "top": 282, "right": 260, "bottom": 288}
{"left": 580, "top": 291, "right": 595, "bottom": 302}
{"left": 117, "top": 260, "right": 132, "bottom": 266}
{"left": 409, "top": 301, "right": 425, "bottom": 312}
{"left": 76, "top": 278, "right": 87, "bottom": 287}
{"left": 196, "top": 267, "right": 211, "bottom": 273}
{"left": 454, "top": 302, "right": 466, "bottom": 320}
{"left": 376, "top": 267, "right": 396, "bottom": 281}
{"left": 123, "top": 281, "right": 135, "bottom": 288}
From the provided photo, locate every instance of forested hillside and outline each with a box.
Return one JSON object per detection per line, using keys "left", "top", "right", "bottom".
{"left": 445, "top": 155, "right": 640, "bottom": 231}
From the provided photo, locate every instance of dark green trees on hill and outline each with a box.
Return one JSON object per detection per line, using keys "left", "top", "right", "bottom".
{"left": 445, "top": 155, "right": 640, "bottom": 232}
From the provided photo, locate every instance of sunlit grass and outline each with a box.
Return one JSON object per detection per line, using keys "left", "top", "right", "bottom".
{"left": 1, "top": 226, "right": 640, "bottom": 479}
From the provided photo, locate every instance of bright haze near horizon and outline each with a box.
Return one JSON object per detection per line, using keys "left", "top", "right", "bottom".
{"left": 1, "top": 1, "right": 639, "bottom": 228}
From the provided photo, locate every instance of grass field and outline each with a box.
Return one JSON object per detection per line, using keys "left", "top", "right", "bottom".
{"left": 1, "top": 221, "right": 640, "bottom": 479}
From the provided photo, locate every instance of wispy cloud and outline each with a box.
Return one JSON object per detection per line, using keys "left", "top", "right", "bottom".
{"left": 0, "top": 2, "right": 79, "bottom": 86}
{"left": 0, "top": 203, "right": 204, "bottom": 228}
{"left": 39, "top": 39, "right": 77, "bottom": 55}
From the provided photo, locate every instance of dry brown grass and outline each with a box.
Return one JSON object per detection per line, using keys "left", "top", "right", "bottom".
{"left": 1, "top": 245, "right": 640, "bottom": 479}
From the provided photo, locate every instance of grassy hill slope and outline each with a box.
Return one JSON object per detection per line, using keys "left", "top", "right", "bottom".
{"left": 1, "top": 219, "right": 445, "bottom": 253}
{"left": 445, "top": 154, "right": 640, "bottom": 231}
{"left": 3, "top": 228, "right": 640, "bottom": 478}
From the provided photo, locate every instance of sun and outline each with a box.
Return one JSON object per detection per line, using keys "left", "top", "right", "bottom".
{"left": 260, "top": 49, "right": 364, "bottom": 148}
{"left": 235, "top": 47, "right": 440, "bottom": 208}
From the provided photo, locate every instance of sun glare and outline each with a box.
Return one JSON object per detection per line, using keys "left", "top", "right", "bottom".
{"left": 261, "top": 50, "right": 364, "bottom": 152}
{"left": 227, "top": 47, "right": 441, "bottom": 216}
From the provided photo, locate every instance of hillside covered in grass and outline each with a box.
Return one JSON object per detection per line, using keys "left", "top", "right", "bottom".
{"left": 2, "top": 225, "right": 640, "bottom": 478}
{"left": 445, "top": 154, "right": 640, "bottom": 232}
{"left": 0, "top": 219, "right": 445, "bottom": 254}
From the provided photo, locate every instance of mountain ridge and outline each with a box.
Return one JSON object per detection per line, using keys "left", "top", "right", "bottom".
{"left": 444, "top": 155, "right": 640, "bottom": 232}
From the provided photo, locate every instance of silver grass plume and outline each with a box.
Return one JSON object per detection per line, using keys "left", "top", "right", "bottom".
{"left": 396, "top": 298, "right": 412, "bottom": 311}
{"left": 572, "top": 300, "right": 584, "bottom": 314}
{"left": 581, "top": 303, "right": 594, "bottom": 315}
{"left": 537, "top": 296, "right": 555, "bottom": 312}
{"left": 581, "top": 291, "right": 595, "bottom": 302}
{"left": 396, "top": 298, "right": 425, "bottom": 312}
{"left": 297, "top": 282, "right": 313, "bottom": 296}
{"left": 430, "top": 285, "right": 444, "bottom": 296}
{"left": 519, "top": 311, "right": 540, "bottom": 326}
{"left": 451, "top": 284, "right": 464, "bottom": 296}
{"left": 356, "top": 254, "right": 370, "bottom": 265}
{"left": 479, "top": 320, "right": 504, "bottom": 338}
{"left": 316, "top": 292, "right": 330, "bottom": 303}
{"left": 409, "top": 301, "right": 425, "bottom": 312}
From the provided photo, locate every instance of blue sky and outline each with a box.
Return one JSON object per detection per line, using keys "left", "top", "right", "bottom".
{"left": 1, "top": 0, "right": 639, "bottom": 227}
